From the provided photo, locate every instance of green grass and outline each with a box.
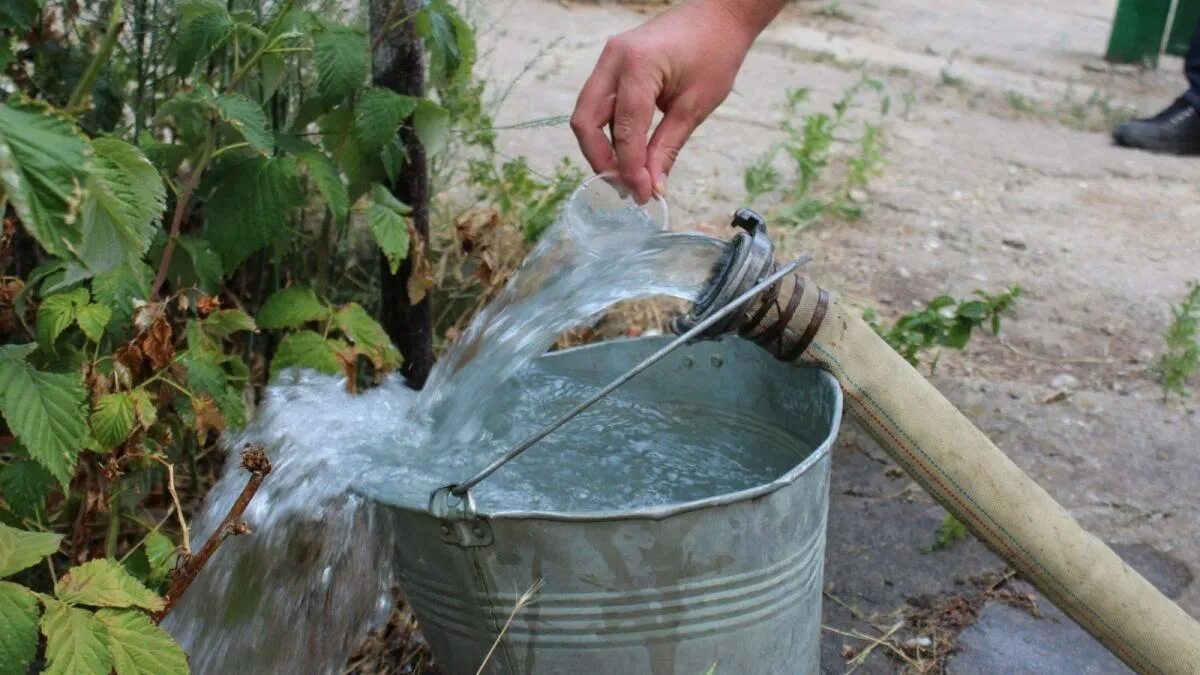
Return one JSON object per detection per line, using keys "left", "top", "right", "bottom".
{"left": 741, "top": 73, "right": 889, "bottom": 228}
{"left": 922, "top": 513, "right": 970, "bottom": 553}
{"left": 866, "top": 286, "right": 1022, "bottom": 373}
{"left": 1154, "top": 282, "right": 1200, "bottom": 401}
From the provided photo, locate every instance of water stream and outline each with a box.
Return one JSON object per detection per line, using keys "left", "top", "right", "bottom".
{"left": 165, "top": 186, "right": 801, "bottom": 673}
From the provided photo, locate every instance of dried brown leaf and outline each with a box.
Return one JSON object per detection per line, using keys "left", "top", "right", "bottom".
{"left": 406, "top": 224, "right": 434, "bottom": 306}
{"left": 192, "top": 395, "right": 225, "bottom": 443}
{"left": 137, "top": 316, "right": 175, "bottom": 371}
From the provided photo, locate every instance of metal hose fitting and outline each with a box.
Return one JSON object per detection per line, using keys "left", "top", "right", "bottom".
{"left": 673, "top": 209, "right": 777, "bottom": 337}
{"left": 675, "top": 209, "right": 827, "bottom": 361}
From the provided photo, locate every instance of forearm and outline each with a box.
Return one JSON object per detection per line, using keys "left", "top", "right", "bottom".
{"left": 709, "top": 0, "right": 788, "bottom": 38}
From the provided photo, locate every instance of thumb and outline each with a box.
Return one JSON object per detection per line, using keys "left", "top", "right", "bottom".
{"left": 646, "top": 109, "right": 696, "bottom": 195}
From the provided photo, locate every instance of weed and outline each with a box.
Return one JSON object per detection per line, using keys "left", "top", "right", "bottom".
{"left": 743, "top": 155, "right": 781, "bottom": 203}
{"left": 1005, "top": 90, "right": 1038, "bottom": 115}
{"left": 939, "top": 67, "right": 967, "bottom": 90}
{"left": 866, "top": 286, "right": 1022, "bottom": 373}
{"left": 1055, "top": 89, "right": 1136, "bottom": 132}
{"left": 743, "top": 74, "right": 889, "bottom": 227}
{"left": 1153, "top": 282, "right": 1200, "bottom": 400}
{"left": 816, "top": 0, "right": 854, "bottom": 21}
{"left": 922, "top": 513, "right": 970, "bottom": 553}
{"left": 847, "top": 122, "right": 883, "bottom": 190}
{"left": 467, "top": 157, "right": 583, "bottom": 242}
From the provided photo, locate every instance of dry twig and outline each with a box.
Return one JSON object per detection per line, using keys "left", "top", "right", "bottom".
{"left": 153, "top": 445, "right": 272, "bottom": 622}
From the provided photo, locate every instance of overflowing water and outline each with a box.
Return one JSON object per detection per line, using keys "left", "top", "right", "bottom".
{"left": 165, "top": 183, "right": 808, "bottom": 673}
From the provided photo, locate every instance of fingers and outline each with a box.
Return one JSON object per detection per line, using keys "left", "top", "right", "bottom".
{"left": 570, "top": 60, "right": 619, "bottom": 178}
{"left": 646, "top": 108, "right": 696, "bottom": 196}
{"left": 573, "top": 38, "right": 659, "bottom": 204}
{"left": 611, "top": 74, "right": 656, "bottom": 203}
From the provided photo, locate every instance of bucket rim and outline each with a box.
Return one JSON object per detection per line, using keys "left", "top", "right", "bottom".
{"left": 368, "top": 338, "right": 843, "bottom": 523}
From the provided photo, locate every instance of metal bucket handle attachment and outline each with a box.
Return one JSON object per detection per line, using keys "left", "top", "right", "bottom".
{"left": 429, "top": 484, "right": 494, "bottom": 546}
{"left": 428, "top": 258, "right": 806, "bottom": 517}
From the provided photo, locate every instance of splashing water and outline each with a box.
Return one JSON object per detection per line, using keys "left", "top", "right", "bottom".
{"left": 164, "top": 186, "right": 784, "bottom": 673}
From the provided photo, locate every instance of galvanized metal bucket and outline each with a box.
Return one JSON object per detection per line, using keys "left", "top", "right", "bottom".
{"left": 364, "top": 335, "right": 842, "bottom": 674}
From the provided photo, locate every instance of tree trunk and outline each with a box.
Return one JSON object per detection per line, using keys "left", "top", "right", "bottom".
{"left": 370, "top": 0, "right": 435, "bottom": 388}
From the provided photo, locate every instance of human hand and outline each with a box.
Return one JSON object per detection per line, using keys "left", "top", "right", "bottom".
{"left": 570, "top": 0, "right": 783, "bottom": 203}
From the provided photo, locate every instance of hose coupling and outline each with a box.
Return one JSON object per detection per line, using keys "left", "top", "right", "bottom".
{"left": 673, "top": 209, "right": 777, "bottom": 337}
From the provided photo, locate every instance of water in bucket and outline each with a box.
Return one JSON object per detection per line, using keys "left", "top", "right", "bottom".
{"left": 164, "top": 177, "right": 837, "bottom": 674}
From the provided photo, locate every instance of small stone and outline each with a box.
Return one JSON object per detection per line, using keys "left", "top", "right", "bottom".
{"left": 1002, "top": 237, "right": 1027, "bottom": 250}
{"left": 848, "top": 188, "right": 869, "bottom": 203}
{"left": 1050, "top": 373, "right": 1079, "bottom": 390}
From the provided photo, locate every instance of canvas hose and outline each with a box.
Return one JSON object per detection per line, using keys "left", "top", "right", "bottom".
{"left": 732, "top": 267, "right": 1200, "bottom": 675}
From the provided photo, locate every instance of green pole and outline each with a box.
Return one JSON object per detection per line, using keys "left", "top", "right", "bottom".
{"left": 1106, "top": 0, "right": 1173, "bottom": 66}
{"left": 1165, "top": 0, "right": 1200, "bottom": 56}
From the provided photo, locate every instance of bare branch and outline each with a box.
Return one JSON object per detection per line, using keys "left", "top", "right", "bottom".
{"left": 153, "top": 445, "right": 272, "bottom": 622}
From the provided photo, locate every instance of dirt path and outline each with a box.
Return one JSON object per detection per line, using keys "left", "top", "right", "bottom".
{"left": 473, "top": 0, "right": 1199, "bottom": 670}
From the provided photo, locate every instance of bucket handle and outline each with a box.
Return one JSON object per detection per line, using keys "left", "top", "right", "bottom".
{"left": 428, "top": 260, "right": 805, "bottom": 517}
{"left": 429, "top": 484, "right": 478, "bottom": 520}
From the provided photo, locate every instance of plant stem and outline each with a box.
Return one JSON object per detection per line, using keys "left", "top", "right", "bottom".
{"left": 133, "top": 0, "right": 147, "bottom": 137}
{"left": 104, "top": 493, "right": 120, "bottom": 559}
{"left": 151, "top": 139, "right": 214, "bottom": 298}
{"left": 68, "top": 0, "right": 126, "bottom": 112}
{"left": 315, "top": 208, "right": 332, "bottom": 297}
{"left": 225, "top": 0, "right": 295, "bottom": 91}
{"left": 153, "top": 446, "right": 271, "bottom": 622}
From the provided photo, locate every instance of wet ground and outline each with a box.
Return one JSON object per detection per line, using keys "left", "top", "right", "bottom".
{"left": 424, "top": 0, "right": 1200, "bottom": 672}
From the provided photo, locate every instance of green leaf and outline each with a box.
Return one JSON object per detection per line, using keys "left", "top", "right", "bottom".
{"left": 298, "top": 147, "right": 349, "bottom": 224}
{"left": 366, "top": 186, "right": 410, "bottom": 275}
{"left": 355, "top": 88, "right": 418, "bottom": 151}
{"left": 55, "top": 559, "right": 164, "bottom": 611}
{"left": 202, "top": 308, "right": 257, "bottom": 338}
{"left": 257, "top": 286, "right": 329, "bottom": 329}
{"left": 0, "top": 0, "right": 42, "bottom": 32}
{"left": 91, "top": 393, "right": 136, "bottom": 449}
{"left": 0, "top": 353, "right": 88, "bottom": 487}
{"left": 176, "top": 1, "right": 234, "bottom": 75}
{"left": 96, "top": 608, "right": 189, "bottom": 675}
{"left": 215, "top": 93, "right": 273, "bottom": 154}
{"left": 76, "top": 138, "right": 166, "bottom": 279}
{"left": 0, "top": 38, "right": 13, "bottom": 74}
{"left": 170, "top": 235, "right": 224, "bottom": 294}
{"left": 0, "top": 523, "right": 61, "bottom": 577}
{"left": 0, "top": 99, "right": 88, "bottom": 259}
{"left": 0, "top": 581, "right": 40, "bottom": 675}
{"left": 370, "top": 182, "right": 410, "bottom": 215}
{"left": 181, "top": 350, "right": 225, "bottom": 397}
{"left": 142, "top": 533, "right": 176, "bottom": 587}
{"left": 413, "top": 99, "right": 450, "bottom": 155}
{"left": 204, "top": 156, "right": 303, "bottom": 270}
{"left": 128, "top": 390, "right": 157, "bottom": 430}
{"left": 313, "top": 25, "right": 367, "bottom": 103}
{"left": 41, "top": 600, "right": 111, "bottom": 675}
{"left": 259, "top": 51, "right": 287, "bottom": 102}
{"left": 0, "top": 458, "right": 53, "bottom": 522}
{"left": 92, "top": 261, "right": 152, "bottom": 341}
{"left": 319, "top": 107, "right": 375, "bottom": 201}
{"left": 36, "top": 288, "right": 89, "bottom": 348}
{"left": 334, "top": 302, "right": 400, "bottom": 369}
{"left": 76, "top": 304, "right": 113, "bottom": 342}
{"left": 155, "top": 89, "right": 217, "bottom": 152}
{"left": 270, "top": 330, "right": 346, "bottom": 379}
{"left": 416, "top": 0, "right": 475, "bottom": 88}
{"left": 379, "top": 137, "right": 408, "bottom": 184}
{"left": 216, "top": 385, "right": 247, "bottom": 428}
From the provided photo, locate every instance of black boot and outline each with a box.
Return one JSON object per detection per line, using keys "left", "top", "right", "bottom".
{"left": 1112, "top": 97, "right": 1200, "bottom": 155}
